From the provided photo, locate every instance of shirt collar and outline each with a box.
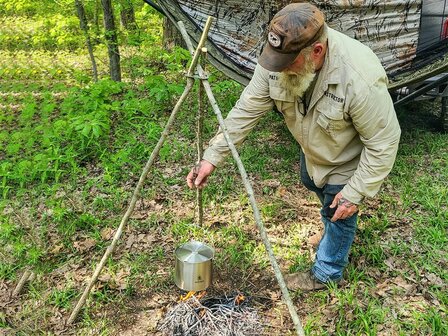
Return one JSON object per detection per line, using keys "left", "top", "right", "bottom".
{"left": 322, "top": 28, "right": 341, "bottom": 85}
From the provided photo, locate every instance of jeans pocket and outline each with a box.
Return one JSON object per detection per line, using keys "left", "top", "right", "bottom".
{"left": 321, "top": 184, "right": 345, "bottom": 219}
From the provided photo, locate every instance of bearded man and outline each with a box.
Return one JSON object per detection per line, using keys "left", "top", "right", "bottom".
{"left": 186, "top": 2, "right": 401, "bottom": 291}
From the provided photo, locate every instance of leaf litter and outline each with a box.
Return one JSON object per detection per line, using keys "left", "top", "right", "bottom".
{"left": 2, "top": 156, "right": 447, "bottom": 334}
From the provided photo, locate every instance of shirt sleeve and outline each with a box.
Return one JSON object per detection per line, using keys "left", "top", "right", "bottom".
{"left": 341, "top": 75, "right": 401, "bottom": 204}
{"left": 202, "top": 64, "right": 274, "bottom": 167}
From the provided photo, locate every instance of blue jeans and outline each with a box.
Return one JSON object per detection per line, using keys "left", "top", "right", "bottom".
{"left": 300, "top": 153, "right": 358, "bottom": 283}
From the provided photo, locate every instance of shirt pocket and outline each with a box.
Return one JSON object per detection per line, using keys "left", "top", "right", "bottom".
{"left": 316, "top": 101, "right": 346, "bottom": 135}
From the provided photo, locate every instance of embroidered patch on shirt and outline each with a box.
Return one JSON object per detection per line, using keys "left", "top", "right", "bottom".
{"left": 324, "top": 90, "right": 344, "bottom": 103}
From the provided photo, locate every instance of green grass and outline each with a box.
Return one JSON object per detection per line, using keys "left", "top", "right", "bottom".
{"left": 48, "top": 286, "right": 78, "bottom": 310}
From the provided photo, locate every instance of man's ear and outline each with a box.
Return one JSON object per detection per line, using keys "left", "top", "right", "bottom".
{"left": 312, "top": 42, "right": 325, "bottom": 58}
{"left": 312, "top": 42, "right": 327, "bottom": 70}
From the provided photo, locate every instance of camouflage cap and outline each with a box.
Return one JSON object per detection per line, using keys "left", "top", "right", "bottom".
{"left": 258, "top": 2, "right": 325, "bottom": 72}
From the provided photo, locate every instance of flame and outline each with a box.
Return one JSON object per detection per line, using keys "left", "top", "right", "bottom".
{"left": 180, "top": 291, "right": 196, "bottom": 301}
{"left": 179, "top": 290, "right": 207, "bottom": 302}
{"left": 235, "top": 293, "right": 245, "bottom": 305}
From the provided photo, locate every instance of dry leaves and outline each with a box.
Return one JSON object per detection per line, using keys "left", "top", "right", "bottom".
{"left": 131, "top": 199, "right": 165, "bottom": 220}
{"left": 374, "top": 276, "right": 415, "bottom": 297}
{"left": 119, "top": 308, "right": 165, "bottom": 336}
{"left": 73, "top": 237, "right": 96, "bottom": 253}
{"left": 98, "top": 268, "right": 131, "bottom": 290}
{"left": 422, "top": 272, "right": 444, "bottom": 287}
{"left": 50, "top": 244, "right": 64, "bottom": 254}
{"left": 124, "top": 232, "right": 156, "bottom": 251}
{"left": 100, "top": 227, "right": 115, "bottom": 240}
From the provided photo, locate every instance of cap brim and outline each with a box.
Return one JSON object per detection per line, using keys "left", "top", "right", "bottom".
{"left": 258, "top": 43, "right": 299, "bottom": 72}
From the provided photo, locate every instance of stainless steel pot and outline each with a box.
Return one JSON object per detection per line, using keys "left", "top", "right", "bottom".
{"left": 174, "top": 241, "right": 214, "bottom": 291}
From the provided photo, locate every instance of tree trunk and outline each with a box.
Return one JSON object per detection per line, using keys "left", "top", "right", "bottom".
{"left": 163, "top": 17, "right": 185, "bottom": 50}
{"left": 101, "top": 0, "right": 121, "bottom": 81}
{"left": 75, "top": 0, "right": 98, "bottom": 82}
{"left": 120, "top": 0, "right": 137, "bottom": 31}
{"left": 95, "top": 0, "right": 101, "bottom": 30}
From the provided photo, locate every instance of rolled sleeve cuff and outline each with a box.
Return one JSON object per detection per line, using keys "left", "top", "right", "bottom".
{"left": 202, "top": 147, "right": 227, "bottom": 167}
{"left": 341, "top": 184, "right": 364, "bottom": 205}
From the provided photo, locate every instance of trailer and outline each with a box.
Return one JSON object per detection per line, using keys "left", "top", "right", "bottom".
{"left": 144, "top": 0, "right": 448, "bottom": 131}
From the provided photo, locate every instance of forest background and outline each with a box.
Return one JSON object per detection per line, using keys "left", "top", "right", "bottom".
{"left": 0, "top": 0, "right": 447, "bottom": 335}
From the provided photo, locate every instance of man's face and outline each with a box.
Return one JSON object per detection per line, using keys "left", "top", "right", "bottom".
{"left": 278, "top": 47, "right": 316, "bottom": 98}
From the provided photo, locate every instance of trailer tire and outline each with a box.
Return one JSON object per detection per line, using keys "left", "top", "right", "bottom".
{"left": 442, "top": 96, "right": 448, "bottom": 133}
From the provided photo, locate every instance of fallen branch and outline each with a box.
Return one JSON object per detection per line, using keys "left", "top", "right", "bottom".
{"left": 12, "top": 270, "right": 34, "bottom": 297}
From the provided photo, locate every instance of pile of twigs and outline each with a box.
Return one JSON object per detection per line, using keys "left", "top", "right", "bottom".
{"left": 158, "top": 293, "right": 264, "bottom": 336}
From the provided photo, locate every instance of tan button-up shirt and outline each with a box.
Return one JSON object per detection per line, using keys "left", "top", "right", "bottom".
{"left": 203, "top": 28, "right": 401, "bottom": 204}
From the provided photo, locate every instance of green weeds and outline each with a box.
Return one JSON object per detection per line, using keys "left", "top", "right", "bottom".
{"left": 0, "top": 216, "right": 44, "bottom": 278}
{"left": 48, "top": 286, "right": 78, "bottom": 310}
{"left": 288, "top": 252, "right": 312, "bottom": 273}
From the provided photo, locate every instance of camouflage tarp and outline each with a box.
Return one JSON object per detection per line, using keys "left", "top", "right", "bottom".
{"left": 153, "top": 0, "right": 448, "bottom": 87}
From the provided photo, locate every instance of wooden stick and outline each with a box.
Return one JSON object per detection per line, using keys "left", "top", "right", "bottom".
{"left": 202, "top": 70, "right": 306, "bottom": 336}
{"left": 187, "top": 17, "right": 213, "bottom": 76}
{"left": 177, "top": 23, "right": 305, "bottom": 336}
{"left": 67, "top": 17, "right": 215, "bottom": 326}
{"left": 196, "top": 47, "right": 207, "bottom": 226}
{"left": 67, "top": 79, "right": 194, "bottom": 325}
{"left": 12, "top": 270, "right": 33, "bottom": 297}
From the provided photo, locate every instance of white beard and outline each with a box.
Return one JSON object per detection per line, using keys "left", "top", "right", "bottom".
{"left": 278, "top": 55, "right": 316, "bottom": 98}
{"left": 279, "top": 71, "right": 316, "bottom": 98}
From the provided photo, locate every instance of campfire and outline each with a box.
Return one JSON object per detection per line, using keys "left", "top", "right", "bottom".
{"left": 158, "top": 291, "right": 264, "bottom": 335}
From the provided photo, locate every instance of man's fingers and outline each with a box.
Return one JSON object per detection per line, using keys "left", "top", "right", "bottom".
{"left": 330, "top": 195, "right": 340, "bottom": 208}
{"left": 197, "top": 181, "right": 208, "bottom": 189}
{"left": 186, "top": 161, "right": 215, "bottom": 190}
{"left": 186, "top": 169, "right": 197, "bottom": 189}
{"left": 186, "top": 168, "right": 208, "bottom": 188}
{"left": 331, "top": 205, "right": 350, "bottom": 222}
{"left": 194, "top": 171, "right": 207, "bottom": 186}
{"left": 331, "top": 207, "right": 342, "bottom": 222}
{"left": 331, "top": 207, "right": 357, "bottom": 222}
{"left": 187, "top": 177, "right": 194, "bottom": 189}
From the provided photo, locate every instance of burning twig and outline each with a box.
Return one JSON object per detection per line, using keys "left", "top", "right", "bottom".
{"left": 158, "top": 293, "right": 264, "bottom": 336}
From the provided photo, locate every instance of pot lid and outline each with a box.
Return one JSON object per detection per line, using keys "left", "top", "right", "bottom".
{"left": 175, "top": 241, "right": 214, "bottom": 263}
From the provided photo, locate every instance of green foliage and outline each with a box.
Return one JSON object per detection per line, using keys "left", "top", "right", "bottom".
{"left": 48, "top": 287, "right": 78, "bottom": 310}
{"left": 0, "top": 79, "right": 131, "bottom": 196}
{"left": 143, "top": 74, "right": 185, "bottom": 103}
{"left": 61, "top": 79, "right": 123, "bottom": 152}
{"left": 0, "top": 16, "right": 83, "bottom": 51}
{"left": 289, "top": 251, "right": 312, "bottom": 273}
{"left": 0, "top": 0, "right": 44, "bottom": 16}
{"left": 159, "top": 46, "right": 191, "bottom": 71}
{"left": 0, "top": 217, "right": 43, "bottom": 280}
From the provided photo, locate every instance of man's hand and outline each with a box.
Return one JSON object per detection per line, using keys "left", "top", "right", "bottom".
{"left": 186, "top": 160, "right": 216, "bottom": 189}
{"left": 329, "top": 192, "right": 358, "bottom": 222}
